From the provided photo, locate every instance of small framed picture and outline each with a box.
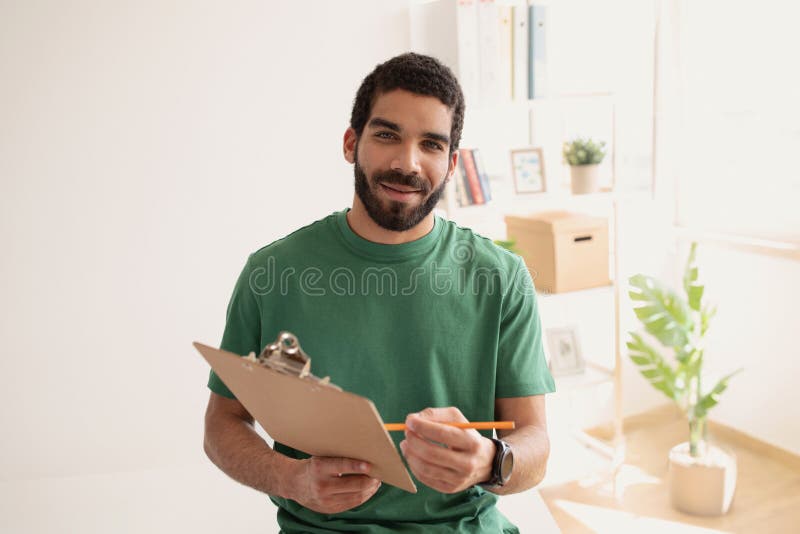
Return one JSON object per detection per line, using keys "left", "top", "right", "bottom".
{"left": 546, "top": 326, "right": 586, "bottom": 376}
{"left": 510, "top": 147, "right": 546, "bottom": 194}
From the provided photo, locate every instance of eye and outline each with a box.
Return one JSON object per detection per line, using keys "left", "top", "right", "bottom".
{"left": 423, "top": 140, "right": 444, "bottom": 151}
{"left": 375, "top": 131, "right": 398, "bottom": 140}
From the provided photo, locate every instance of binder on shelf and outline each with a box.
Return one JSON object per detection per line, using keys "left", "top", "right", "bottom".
{"left": 512, "top": 2, "right": 529, "bottom": 101}
{"left": 497, "top": 5, "right": 514, "bottom": 101}
{"left": 195, "top": 332, "right": 417, "bottom": 493}
{"left": 528, "top": 4, "right": 548, "bottom": 99}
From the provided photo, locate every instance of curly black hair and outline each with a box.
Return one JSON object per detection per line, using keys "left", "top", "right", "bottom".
{"left": 349, "top": 53, "right": 465, "bottom": 155}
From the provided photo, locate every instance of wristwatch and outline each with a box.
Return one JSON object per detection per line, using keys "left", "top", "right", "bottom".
{"left": 479, "top": 438, "right": 514, "bottom": 488}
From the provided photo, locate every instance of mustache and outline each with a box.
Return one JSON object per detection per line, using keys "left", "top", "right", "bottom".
{"left": 373, "top": 170, "right": 431, "bottom": 193}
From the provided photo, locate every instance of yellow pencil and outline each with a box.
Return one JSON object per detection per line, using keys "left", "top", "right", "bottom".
{"left": 384, "top": 421, "right": 515, "bottom": 431}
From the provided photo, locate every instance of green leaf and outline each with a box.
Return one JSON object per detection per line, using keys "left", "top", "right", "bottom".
{"left": 683, "top": 242, "right": 704, "bottom": 312}
{"left": 627, "top": 332, "right": 678, "bottom": 400}
{"left": 675, "top": 346, "right": 693, "bottom": 365}
{"left": 562, "top": 136, "right": 607, "bottom": 165}
{"left": 629, "top": 274, "right": 693, "bottom": 349}
{"left": 701, "top": 304, "right": 717, "bottom": 337}
{"left": 694, "top": 368, "right": 743, "bottom": 418}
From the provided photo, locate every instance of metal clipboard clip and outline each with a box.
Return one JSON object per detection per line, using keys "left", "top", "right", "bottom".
{"left": 244, "top": 331, "right": 341, "bottom": 391}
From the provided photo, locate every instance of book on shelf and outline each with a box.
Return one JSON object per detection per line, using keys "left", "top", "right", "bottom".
{"left": 455, "top": 153, "right": 474, "bottom": 206}
{"left": 471, "top": 148, "right": 492, "bottom": 202}
{"left": 451, "top": 148, "right": 492, "bottom": 207}
{"left": 459, "top": 148, "right": 486, "bottom": 205}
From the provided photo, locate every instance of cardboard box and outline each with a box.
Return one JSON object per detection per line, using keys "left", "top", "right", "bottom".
{"left": 505, "top": 211, "right": 610, "bottom": 294}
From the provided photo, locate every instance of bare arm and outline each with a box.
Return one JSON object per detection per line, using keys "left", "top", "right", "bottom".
{"left": 203, "top": 391, "right": 294, "bottom": 497}
{"left": 203, "top": 391, "right": 381, "bottom": 513}
{"left": 490, "top": 394, "right": 550, "bottom": 495}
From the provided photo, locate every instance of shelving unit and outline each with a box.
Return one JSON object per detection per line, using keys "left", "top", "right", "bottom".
{"left": 438, "top": 186, "right": 627, "bottom": 470}
{"left": 412, "top": 0, "right": 629, "bottom": 473}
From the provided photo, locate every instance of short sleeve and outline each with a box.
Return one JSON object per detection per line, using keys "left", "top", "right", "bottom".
{"left": 207, "top": 254, "right": 262, "bottom": 399}
{"left": 495, "top": 257, "right": 556, "bottom": 398}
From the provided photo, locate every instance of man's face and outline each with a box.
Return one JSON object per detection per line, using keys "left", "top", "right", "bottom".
{"left": 347, "top": 89, "right": 456, "bottom": 232}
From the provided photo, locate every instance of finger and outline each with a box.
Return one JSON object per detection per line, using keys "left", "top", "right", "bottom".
{"left": 313, "top": 457, "right": 371, "bottom": 477}
{"left": 400, "top": 438, "right": 460, "bottom": 478}
{"left": 402, "top": 430, "right": 476, "bottom": 473}
{"left": 400, "top": 441, "right": 462, "bottom": 489}
{"left": 325, "top": 475, "right": 381, "bottom": 496}
{"left": 326, "top": 482, "right": 381, "bottom": 512}
{"left": 405, "top": 415, "right": 479, "bottom": 450}
{"left": 414, "top": 406, "right": 469, "bottom": 423}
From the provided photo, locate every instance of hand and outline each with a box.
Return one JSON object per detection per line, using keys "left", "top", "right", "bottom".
{"left": 399, "top": 407, "right": 496, "bottom": 494}
{"left": 285, "top": 456, "right": 381, "bottom": 514}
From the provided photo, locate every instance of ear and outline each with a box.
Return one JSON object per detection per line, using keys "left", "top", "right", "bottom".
{"left": 343, "top": 128, "right": 357, "bottom": 164}
{"left": 447, "top": 149, "right": 459, "bottom": 181}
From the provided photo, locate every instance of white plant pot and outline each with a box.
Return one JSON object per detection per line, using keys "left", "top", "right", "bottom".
{"left": 569, "top": 164, "right": 601, "bottom": 194}
{"left": 668, "top": 441, "right": 738, "bottom": 516}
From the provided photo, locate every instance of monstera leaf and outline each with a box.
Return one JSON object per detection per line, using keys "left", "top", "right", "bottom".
{"left": 627, "top": 332, "right": 677, "bottom": 401}
{"left": 629, "top": 274, "right": 693, "bottom": 349}
{"left": 694, "top": 368, "right": 744, "bottom": 419}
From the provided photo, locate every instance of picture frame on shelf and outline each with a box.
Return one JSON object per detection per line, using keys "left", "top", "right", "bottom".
{"left": 510, "top": 147, "right": 546, "bottom": 194}
{"left": 546, "top": 326, "right": 586, "bottom": 376}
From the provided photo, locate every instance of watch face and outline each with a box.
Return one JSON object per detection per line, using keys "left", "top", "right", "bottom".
{"left": 500, "top": 447, "right": 514, "bottom": 482}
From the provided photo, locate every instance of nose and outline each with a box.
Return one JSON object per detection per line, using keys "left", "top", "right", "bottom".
{"left": 390, "top": 142, "right": 422, "bottom": 176}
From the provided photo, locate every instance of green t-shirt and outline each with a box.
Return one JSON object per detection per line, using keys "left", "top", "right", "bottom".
{"left": 208, "top": 209, "right": 555, "bottom": 533}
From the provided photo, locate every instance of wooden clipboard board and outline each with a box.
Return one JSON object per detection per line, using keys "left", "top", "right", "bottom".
{"left": 194, "top": 339, "right": 417, "bottom": 493}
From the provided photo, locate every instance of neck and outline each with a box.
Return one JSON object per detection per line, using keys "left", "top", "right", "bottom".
{"left": 346, "top": 195, "right": 435, "bottom": 245}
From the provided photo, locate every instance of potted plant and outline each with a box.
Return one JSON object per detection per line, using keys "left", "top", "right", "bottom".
{"left": 627, "top": 242, "right": 743, "bottom": 516}
{"left": 562, "top": 137, "right": 606, "bottom": 194}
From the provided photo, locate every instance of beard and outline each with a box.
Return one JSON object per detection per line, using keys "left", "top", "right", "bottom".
{"left": 353, "top": 146, "right": 448, "bottom": 232}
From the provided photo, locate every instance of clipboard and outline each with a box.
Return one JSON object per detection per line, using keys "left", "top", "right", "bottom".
{"left": 194, "top": 332, "right": 417, "bottom": 493}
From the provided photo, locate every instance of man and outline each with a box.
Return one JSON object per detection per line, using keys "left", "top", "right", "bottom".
{"left": 203, "top": 53, "right": 555, "bottom": 533}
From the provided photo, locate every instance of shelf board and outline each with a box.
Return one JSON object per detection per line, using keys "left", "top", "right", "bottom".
{"left": 469, "top": 91, "right": 616, "bottom": 113}
{"left": 442, "top": 188, "right": 653, "bottom": 224}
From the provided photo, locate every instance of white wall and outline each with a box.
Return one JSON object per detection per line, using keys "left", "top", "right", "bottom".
{"left": 0, "top": 0, "right": 409, "bottom": 484}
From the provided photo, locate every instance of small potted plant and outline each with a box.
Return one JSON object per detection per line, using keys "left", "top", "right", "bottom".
{"left": 628, "top": 242, "right": 743, "bottom": 516}
{"left": 562, "top": 137, "right": 606, "bottom": 194}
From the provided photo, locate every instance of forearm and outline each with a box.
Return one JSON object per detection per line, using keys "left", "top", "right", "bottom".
{"left": 488, "top": 425, "right": 550, "bottom": 495}
{"left": 203, "top": 413, "right": 296, "bottom": 499}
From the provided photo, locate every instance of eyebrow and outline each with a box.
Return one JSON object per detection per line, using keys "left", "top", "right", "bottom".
{"left": 367, "top": 117, "right": 451, "bottom": 146}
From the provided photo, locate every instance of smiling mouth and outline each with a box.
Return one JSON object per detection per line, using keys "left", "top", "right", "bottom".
{"left": 381, "top": 183, "right": 422, "bottom": 194}
{"left": 379, "top": 182, "right": 424, "bottom": 202}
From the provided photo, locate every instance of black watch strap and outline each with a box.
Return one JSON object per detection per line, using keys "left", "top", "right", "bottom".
{"left": 479, "top": 438, "right": 513, "bottom": 488}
